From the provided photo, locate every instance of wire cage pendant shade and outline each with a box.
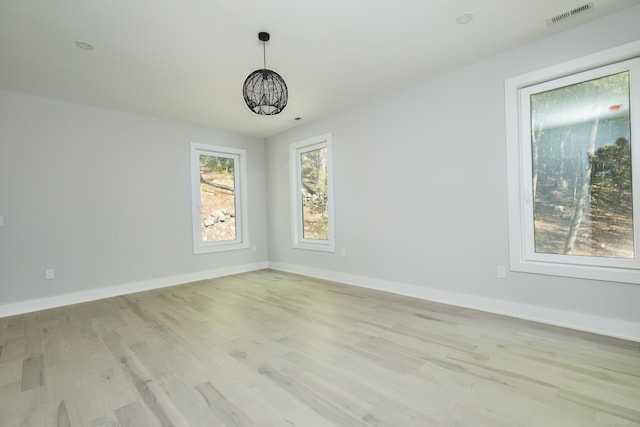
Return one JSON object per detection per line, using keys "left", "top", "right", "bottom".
{"left": 243, "top": 32, "right": 288, "bottom": 115}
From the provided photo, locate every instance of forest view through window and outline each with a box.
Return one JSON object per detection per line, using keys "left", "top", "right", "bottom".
{"left": 530, "top": 71, "right": 633, "bottom": 258}
{"left": 506, "top": 48, "right": 640, "bottom": 283}
{"left": 190, "top": 142, "right": 247, "bottom": 254}
{"left": 300, "top": 146, "right": 329, "bottom": 240}
{"left": 290, "top": 134, "right": 334, "bottom": 252}
{"left": 199, "top": 153, "right": 237, "bottom": 243}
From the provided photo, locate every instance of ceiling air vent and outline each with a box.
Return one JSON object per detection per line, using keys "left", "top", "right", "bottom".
{"left": 546, "top": 2, "right": 594, "bottom": 25}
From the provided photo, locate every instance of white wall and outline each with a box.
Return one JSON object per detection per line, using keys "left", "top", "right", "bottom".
{"left": 265, "top": 5, "right": 640, "bottom": 340}
{"left": 0, "top": 90, "right": 268, "bottom": 313}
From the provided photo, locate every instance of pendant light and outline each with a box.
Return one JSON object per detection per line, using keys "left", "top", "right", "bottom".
{"left": 243, "top": 32, "right": 288, "bottom": 115}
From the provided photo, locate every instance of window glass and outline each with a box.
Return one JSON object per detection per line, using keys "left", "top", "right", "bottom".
{"left": 199, "top": 153, "right": 237, "bottom": 243}
{"left": 530, "top": 71, "right": 633, "bottom": 258}
{"left": 505, "top": 44, "right": 640, "bottom": 283}
{"left": 300, "top": 147, "right": 329, "bottom": 240}
{"left": 191, "top": 143, "right": 248, "bottom": 253}
{"left": 290, "top": 134, "right": 334, "bottom": 252}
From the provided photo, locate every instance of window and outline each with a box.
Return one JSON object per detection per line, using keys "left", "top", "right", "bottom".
{"left": 505, "top": 42, "right": 640, "bottom": 283}
{"left": 190, "top": 142, "right": 248, "bottom": 253}
{"left": 290, "top": 133, "right": 335, "bottom": 252}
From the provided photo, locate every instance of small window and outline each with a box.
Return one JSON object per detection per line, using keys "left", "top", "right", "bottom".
{"left": 190, "top": 142, "right": 248, "bottom": 253}
{"left": 505, "top": 43, "right": 640, "bottom": 283}
{"left": 290, "top": 134, "right": 335, "bottom": 252}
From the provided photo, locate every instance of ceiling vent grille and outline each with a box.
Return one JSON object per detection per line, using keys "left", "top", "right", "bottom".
{"left": 547, "top": 2, "right": 594, "bottom": 25}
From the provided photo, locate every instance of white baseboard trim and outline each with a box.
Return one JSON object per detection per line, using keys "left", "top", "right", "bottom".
{"left": 0, "top": 262, "right": 269, "bottom": 318}
{"left": 269, "top": 261, "right": 640, "bottom": 343}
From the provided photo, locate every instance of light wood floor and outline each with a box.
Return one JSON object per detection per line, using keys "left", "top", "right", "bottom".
{"left": 1, "top": 270, "right": 639, "bottom": 427}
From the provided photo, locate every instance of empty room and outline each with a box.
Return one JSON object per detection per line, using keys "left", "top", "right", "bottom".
{"left": 1, "top": 1, "right": 640, "bottom": 426}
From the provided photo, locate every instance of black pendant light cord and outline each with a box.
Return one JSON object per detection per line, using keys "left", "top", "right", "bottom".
{"left": 263, "top": 42, "right": 266, "bottom": 69}
{"left": 258, "top": 31, "right": 270, "bottom": 70}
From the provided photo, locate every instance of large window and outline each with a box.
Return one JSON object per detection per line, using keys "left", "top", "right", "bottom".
{"left": 505, "top": 42, "right": 640, "bottom": 284}
{"left": 290, "top": 133, "right": 335, "bottom": 252}
{"left": 190, "top": 142, "right": 248, "bottom": 253}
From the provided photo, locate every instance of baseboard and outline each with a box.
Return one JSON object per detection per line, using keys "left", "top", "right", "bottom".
{"left": 5, "top": 261, "right": 637, "bottom": 342}
{"left": 268, "top": 262, "right": 640, "bottom": 343}
{"left": 0, "top": 262, "right": 269, "bottom": 318}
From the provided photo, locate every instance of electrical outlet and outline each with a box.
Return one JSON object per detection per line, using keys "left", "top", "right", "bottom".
{"left": 341, "top": 248, "right": 347, "bottom": 257}
{"left": 45, "top": 269, "right": 55, "bottom": 280}
{"left": 496, "top": 265, "right": 507, "bottom": 279}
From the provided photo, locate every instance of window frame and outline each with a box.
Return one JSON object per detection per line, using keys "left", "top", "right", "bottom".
{"left": 190, "top": 142, "right": 249, "bottom": 254}
{"left": 289, "top": 133, "right": 335, "bottom": 252}
{"left": 505, "top": 41, "right": 640, "bottom": 284}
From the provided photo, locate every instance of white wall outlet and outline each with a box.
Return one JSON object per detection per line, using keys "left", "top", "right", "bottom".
{"left": 252, "top": 245, "right": 257, "bottom": 252}
{"left": 0, "top": 215, "right": 3, "bottom": 226}
{"left": 496, "top": 265, "right": 507, "bottom": 279}
{"left": 341, "top": 248, "right": 347, "bottom": 257}
{"left": 45, "top": 269, "right": 55, "bottom": 280}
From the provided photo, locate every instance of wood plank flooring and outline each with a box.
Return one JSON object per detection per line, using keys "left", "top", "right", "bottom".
{"left": 0, "top": 269, "right": 639, "bottom": 426}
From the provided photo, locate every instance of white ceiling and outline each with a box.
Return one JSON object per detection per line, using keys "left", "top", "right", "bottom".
{"left": 1, "top": 0, "right": 639, "bottom": 138}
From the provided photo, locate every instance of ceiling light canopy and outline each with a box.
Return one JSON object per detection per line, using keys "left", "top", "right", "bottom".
{"left": 75, "top": 39, "right": 95, "bottom": 50}
{"left": 456, "top": 12, "right": 474, "bottom": 24}
{"left": 243, "top": 32, "right": 288, "bottom": 115}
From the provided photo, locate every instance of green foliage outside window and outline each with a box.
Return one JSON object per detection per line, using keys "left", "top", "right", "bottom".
{"left": 530, "top": 71, "right": 634, "bottom": 258}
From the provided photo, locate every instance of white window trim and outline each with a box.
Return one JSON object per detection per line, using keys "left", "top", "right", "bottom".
{"left": 190, "top": 142, "right": 249, "bottom": 254}
{"left": 505, "top": 41, "right": 640, "bottom": 284}
{"left": 289, "top": 133, "right": 335, "bottom": 252}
